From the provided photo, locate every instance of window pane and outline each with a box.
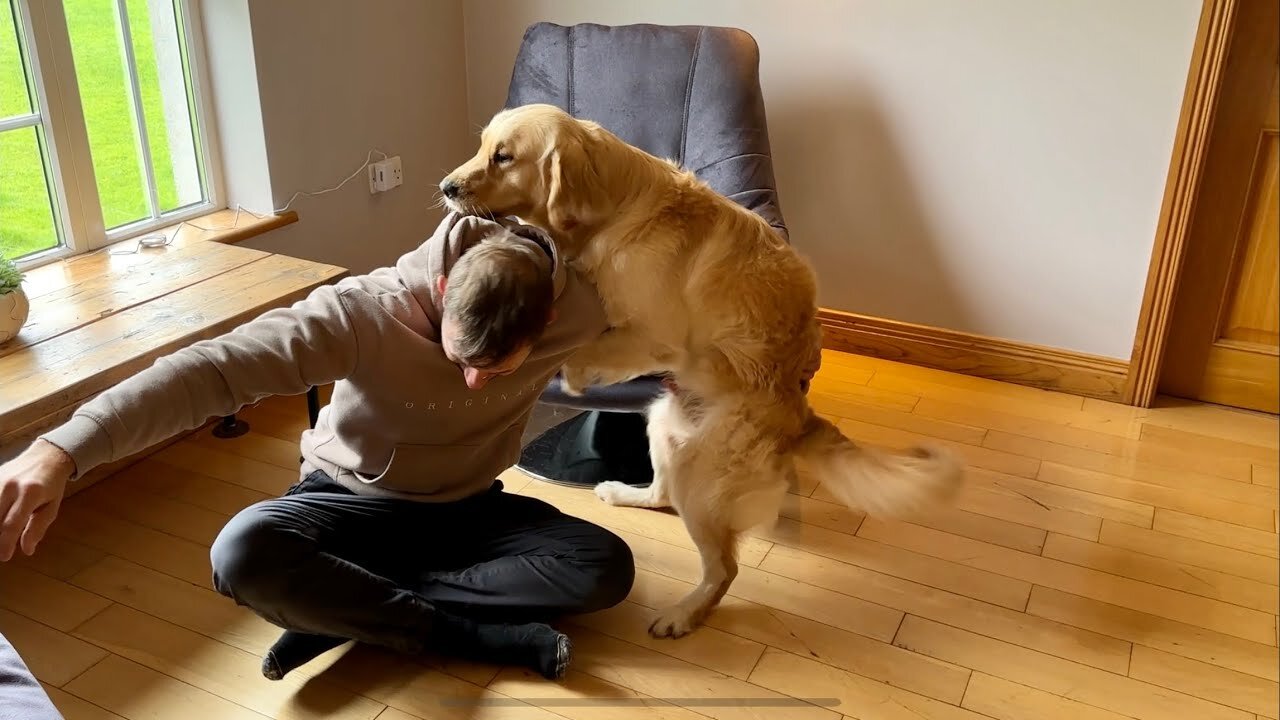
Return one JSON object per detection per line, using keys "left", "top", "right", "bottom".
{"left": 0, "top": 127, "right": 60, "bottom": 259}
{"left": 65, "top": 0, "right": 205, "bottom": 230}
{"left": 66, "top": 0, "right": 148, "bottom": 229}
{"left": 127, "top": 0, "right": 202, "bottom": 213}
{"left": 1, "top": 0, "right": 33, "bottom": 118}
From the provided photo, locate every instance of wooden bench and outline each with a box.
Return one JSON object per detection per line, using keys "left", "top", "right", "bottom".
{"left": 0, "top": 217, "right": 346, "bottom": 491}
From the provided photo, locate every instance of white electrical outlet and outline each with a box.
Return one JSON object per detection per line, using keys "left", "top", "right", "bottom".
{"left": 368, "top": 156, "right": 403, "bottom": 193}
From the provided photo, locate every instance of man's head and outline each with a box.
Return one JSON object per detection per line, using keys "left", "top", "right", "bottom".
{"left": 438, "top": 236, "right": 555, "bottom": 390}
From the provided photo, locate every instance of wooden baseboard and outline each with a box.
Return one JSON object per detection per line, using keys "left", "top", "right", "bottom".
{"left": 818, "top": 309, "right": 1129, "bottom": 402}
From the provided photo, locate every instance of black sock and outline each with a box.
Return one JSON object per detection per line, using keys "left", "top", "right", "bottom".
{"left": 261, "top": 631, "right": 347, "bottom": 681}
{"left": 432, "top": 613, "right": 572, "bottom": 680}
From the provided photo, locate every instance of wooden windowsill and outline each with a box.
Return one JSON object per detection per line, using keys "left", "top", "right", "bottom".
{"left": 12, "top": 209, "right": 297, "bottom": 273}
{"left": 142, "top": 207, "right": 299, "bottom": 246}
{"left": 1, "top": 216, "right": 343, "bottom": 475}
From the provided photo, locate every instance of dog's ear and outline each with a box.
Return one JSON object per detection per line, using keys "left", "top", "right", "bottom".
{"left": 545, "top": 129, "right": 605, "bottom": 235}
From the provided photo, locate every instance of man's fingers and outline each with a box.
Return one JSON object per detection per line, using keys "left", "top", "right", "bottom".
{"left": 0, "top": 480, "right": 15, "bottom": 520}
{"left": 0, "top": 482, "right": 21, "bottom": 561}
{"left": 20, "top": 496, "right": 60, "bottom": 556}
{"left": 0, "top": 491, "right": 39, "bottom": 562}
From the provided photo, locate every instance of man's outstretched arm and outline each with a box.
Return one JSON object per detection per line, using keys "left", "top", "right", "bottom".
{"left": 0, "top": 284, "right": 360, "bottom": 560}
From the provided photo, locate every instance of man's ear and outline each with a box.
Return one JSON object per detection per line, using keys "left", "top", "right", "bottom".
{"left": 436, "top": 274, "right": 447, "bottom": 297}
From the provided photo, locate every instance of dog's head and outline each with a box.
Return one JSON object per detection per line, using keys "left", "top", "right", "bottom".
{"left": 441, "top": 104, "right": 607, "bottom": 236}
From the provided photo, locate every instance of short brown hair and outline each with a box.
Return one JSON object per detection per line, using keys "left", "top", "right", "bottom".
{"left": 443, "top": 237, "right": 554, "bottom": 366}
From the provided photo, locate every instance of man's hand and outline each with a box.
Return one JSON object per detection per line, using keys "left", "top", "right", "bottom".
{"left": 0, "top": 439, "right": 73, "bottom": 561}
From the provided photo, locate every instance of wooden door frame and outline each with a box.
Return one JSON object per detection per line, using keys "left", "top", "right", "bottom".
{"left": 1124, "top": 0, "right": 1241, "bottom": 406}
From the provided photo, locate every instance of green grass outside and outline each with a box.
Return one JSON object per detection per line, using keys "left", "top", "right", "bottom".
{"left": 1, "top": 0, "right": 183, "bottom": 260}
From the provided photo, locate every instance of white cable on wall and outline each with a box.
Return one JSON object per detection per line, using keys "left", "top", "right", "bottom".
{"left": 272, "top": 148, "right": 389, "bottom": 214}
{"left": 112, "top": 148, "right": 390, "bottom": 255}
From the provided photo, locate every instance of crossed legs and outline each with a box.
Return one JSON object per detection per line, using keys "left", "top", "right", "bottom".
{"left": 209, "top": 473, "right": 635, "bottom": 678}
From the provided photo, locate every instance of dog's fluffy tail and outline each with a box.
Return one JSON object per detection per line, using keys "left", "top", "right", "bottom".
{"left": 793, "top": 414, "right": 963, "bottom": 517}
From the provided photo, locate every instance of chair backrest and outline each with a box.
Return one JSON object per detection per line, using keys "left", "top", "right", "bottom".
{"left": 504, "top": 22, "right": 788, "bottom": 240}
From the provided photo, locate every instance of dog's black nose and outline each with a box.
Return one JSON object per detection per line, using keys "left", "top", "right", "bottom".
{"left": 440, "top": 179, "right": 461, "bottom": 200}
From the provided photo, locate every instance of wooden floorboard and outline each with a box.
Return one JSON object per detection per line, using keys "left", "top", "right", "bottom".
{"left": 4, "top": 349, "right": 1275, "bottom": 719}
{"left": 71, "top": 604, "right": 385, "bottom": 720}
{"left": 894, "top": 616, "right": 1254, "bottom": 720}
{"left": 0, "top": 608, "right": 107, "bottom": 687}
{"left": 43, "top": 682, "right": 129, "bottom": 720}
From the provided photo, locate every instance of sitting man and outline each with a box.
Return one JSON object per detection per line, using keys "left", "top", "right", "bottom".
{"left": 0, "top": 212, "right": 635, "bottom": 681}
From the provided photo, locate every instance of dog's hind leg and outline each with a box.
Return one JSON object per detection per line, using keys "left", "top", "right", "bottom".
{"left": 648, "top": 399, "right": 788, "bottom": 638}
{"left": 648, "top": 429, "right": 762, "bottom": 638}
{"left": 595, "top": 393, "right": 681, "bottom": 509}
{"left": 648, "top": 500, "right": 738, "bottom": 639}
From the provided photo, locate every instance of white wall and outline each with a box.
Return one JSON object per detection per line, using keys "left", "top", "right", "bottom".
{"left": 462, "top": 0, "right": 1202, "bottom": 359}
{"left": 203, "top": 0, "right": 472, "bottom": 275}
{"left": 199, "top": 0, "right": 273, "bottom": 214}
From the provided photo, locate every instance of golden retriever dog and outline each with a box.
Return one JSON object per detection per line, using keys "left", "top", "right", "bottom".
{"left": 442, "top": 104, "right": 963, "bottom": 638}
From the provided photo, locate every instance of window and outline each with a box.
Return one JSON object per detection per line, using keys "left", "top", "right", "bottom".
{"left": 0, "top": 0, "right": 218, "bottom": 265}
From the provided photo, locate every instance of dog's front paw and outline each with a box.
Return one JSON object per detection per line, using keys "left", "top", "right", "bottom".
{"left": 559, "top": 375, "right": 586, "bottom": 397}
{"left": 648, "top": 605, "right": 701, "bottom": 639}
{"left": 559, "top": 364, "right": 595, "bottom": 397}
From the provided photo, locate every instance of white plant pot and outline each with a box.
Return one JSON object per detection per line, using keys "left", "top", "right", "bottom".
{"left": 0, "top": 287, "right": 30, "bottom": 344}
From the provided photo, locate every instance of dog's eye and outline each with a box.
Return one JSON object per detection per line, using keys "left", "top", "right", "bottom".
{"left": 491, "top": 151, "right": 513, "bottom": 165}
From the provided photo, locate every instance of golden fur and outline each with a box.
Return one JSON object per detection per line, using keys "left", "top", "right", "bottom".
{"left": 444, "top": 104, "right": 963, "bottom": 638}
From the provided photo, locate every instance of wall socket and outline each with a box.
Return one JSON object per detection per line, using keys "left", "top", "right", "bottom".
{"left": 368, "top": 156, "right": 403, "bottom": 193}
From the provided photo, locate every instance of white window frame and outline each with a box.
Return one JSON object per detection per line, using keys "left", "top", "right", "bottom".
{"left": 8, "top": 0, "right": 223, "bottom": 269}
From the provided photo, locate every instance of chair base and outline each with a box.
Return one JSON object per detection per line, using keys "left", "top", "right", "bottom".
{"left": 516, "top": 410, "right": 653, "bottom": 488}
{"left": 212, "top": 415, "right": 249, "bottom": 439}
{"left": 217, "top": 387, "right": 321, "bottom": 446}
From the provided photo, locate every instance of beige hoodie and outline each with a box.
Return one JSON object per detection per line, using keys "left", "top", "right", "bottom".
{"left": 41, "top": 212, "right": 608, "bottom": 502}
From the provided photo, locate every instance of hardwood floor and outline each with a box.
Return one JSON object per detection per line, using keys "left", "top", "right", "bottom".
{"left": 8, "top": 350, "right": 1278, "bottom": 720}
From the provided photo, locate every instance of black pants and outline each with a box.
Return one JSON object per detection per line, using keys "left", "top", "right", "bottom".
{"left": 209, "top": 472, "right": 635, "bottom": 655}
